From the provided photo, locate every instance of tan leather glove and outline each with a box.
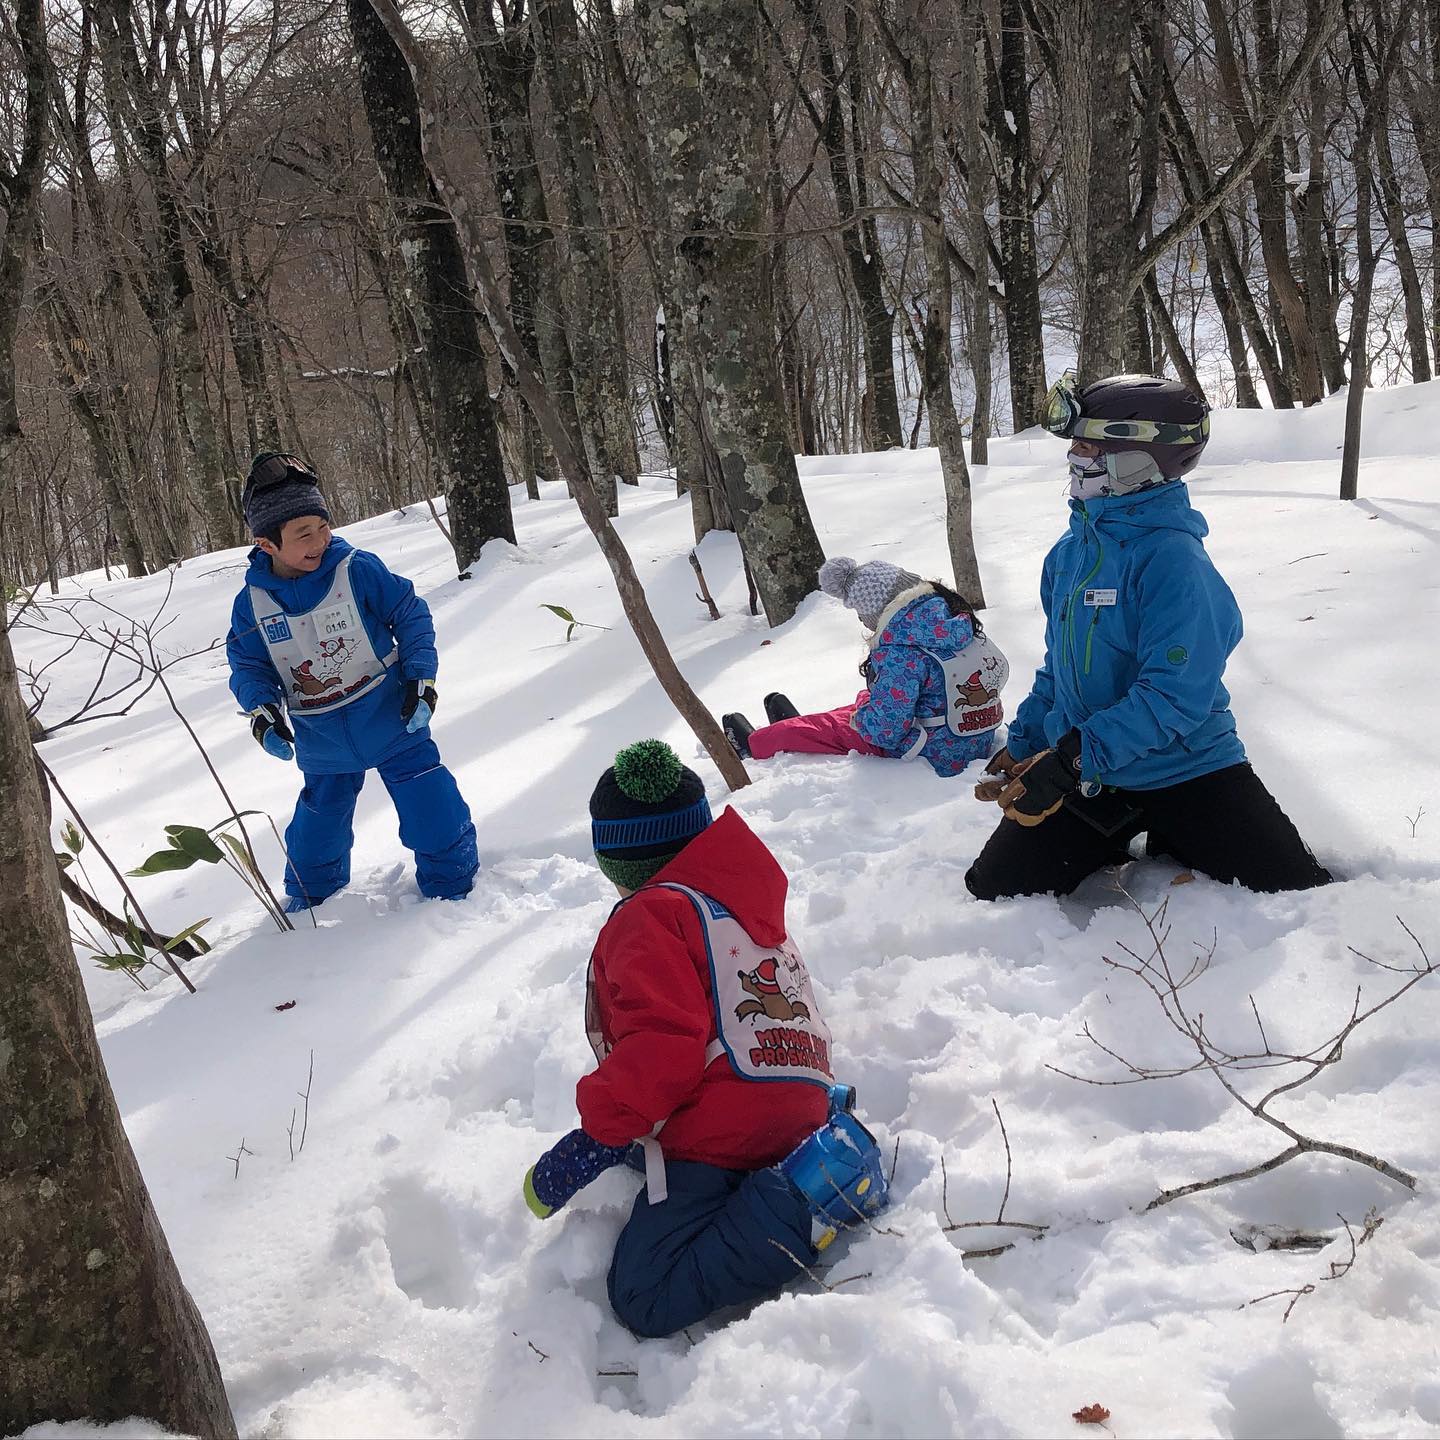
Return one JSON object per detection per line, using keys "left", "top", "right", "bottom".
{"left": 973, "top": 745, "right": 1017, "bottom": 802}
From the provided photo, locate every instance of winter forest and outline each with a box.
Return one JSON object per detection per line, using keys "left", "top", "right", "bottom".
{"left": 3, "top": 0, "right": 1440, "bottom": 1435}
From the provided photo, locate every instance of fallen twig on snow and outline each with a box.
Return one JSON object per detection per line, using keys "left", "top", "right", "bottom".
{"left": 1047, "top": 891, "right": 1431, "bottom": 1211}
{"left": 940, "top": 1100, "right": 1050, "bottom": 1258}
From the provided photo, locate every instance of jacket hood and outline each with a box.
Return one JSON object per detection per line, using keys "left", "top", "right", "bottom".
{"left": 1069, "top": 479, "right": 1208, "bottom": 543}
{"left": 244, "top": 535, "right": 352, "bottom": 600}
{"left": 869, "top": 584, "right": 976, "bottom": 659}
{"left": 648, "top": 807, "right": 787, "bottom": 947}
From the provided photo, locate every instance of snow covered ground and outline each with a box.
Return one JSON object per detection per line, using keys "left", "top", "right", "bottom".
{"left": 15, "top": 381, "right": 1440, "bottom": 1439}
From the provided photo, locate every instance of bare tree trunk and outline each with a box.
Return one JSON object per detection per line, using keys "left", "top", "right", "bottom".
{"left": 38, "top": 281, "right": 148, "bottom": 576}
{"left": 960, "top": 0, "right": 993, "bottom": 465}
{"left": 364, "top": 0, "right": 751, "bottom": 789}
{"left": 0, "top": 9, "right": 235, "bottom": 1428}
{"left": 1052, "top": 0, "right": 1134, "bottom": 380}
{"left": 348, "top": 0, "right": 514, "bottom": 569}
{"left": 640, "top": 0, "right": 825, "bottom": 623}
{"left": 986, "top": 0, "right": 1047, "bottom": 429}
{"left": 1373, "top": 118, "right": 1432, "bottom": 382}
{"left": 469, "top": 1, "right": 568, "bottom": 495}
{"left": 792, "top": 0, "right": 904, "bottom": 449}
{"left": 90, "top": 0, "right": 240, "bottom": 550}
{"left": 1205, "top": 0, "right": 1325, "bottom": 404}
{"left": 536, "top": 0, "right": 638, "bottom": 506}
{"left": 897, "top": 0, "right": 984, "bottom": 600}
{"left": 0, "top": 623, "right": 239, "bottom": 1438}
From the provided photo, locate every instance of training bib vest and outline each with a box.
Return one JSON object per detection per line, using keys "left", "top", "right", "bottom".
{"left": 587, "top": 882, "right": 834, "bottom": 1203}
{"left": 929, "top": 634, "right": 1009, "bottom": 734}
{"left": 588, "top": 882, "right": 834, "bottom": 1087}
{"left": 250, "top": 551, "right": 393, "bottom": 714}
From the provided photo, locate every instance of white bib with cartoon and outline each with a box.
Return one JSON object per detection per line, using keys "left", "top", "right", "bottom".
{"left": 660, "top": 883, "right": 834, "bottom": 1088}
{"left": 923, "top": 634, "right": 1009, "bottom": 735}
{"left": 249, "top": 551, "right": 393, "bottom": 715}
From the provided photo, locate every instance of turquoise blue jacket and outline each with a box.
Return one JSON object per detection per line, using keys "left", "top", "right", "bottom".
{"left": 1005, "top": 481, "right": 1247, "bottom": 790}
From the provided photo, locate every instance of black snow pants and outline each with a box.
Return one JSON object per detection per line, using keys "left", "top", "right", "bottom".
{"left": 965, "top": 762, "right": 1331, "bottom": 901}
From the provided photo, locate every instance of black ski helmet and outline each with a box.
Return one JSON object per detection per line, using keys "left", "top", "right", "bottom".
{"left": 1047, "top": 372, "right": 1210, "bottom": 479}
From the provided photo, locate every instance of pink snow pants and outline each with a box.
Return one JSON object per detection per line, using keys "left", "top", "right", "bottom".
{"left": 747, "top": 691, "right": 887, "bottom": 760}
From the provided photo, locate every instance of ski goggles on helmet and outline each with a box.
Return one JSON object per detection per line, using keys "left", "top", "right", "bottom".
{"left": 247, "top": 453, "right": 319, "bottom": 490}
{"left": 1043, "top": 371, "right": 1209, "bottom": 446}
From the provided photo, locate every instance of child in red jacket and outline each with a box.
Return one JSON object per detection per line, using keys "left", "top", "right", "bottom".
{"left": 521, "top": 739, "right": 888, "bottom": 1338}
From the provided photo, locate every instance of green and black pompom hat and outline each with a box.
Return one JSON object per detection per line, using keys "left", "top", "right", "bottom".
{"left": 589, "top": 739, "right": 712, "bottom": 890}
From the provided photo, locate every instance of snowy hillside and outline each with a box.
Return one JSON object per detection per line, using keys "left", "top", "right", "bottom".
{"left": 16, "top": 382, "right": 1440, "bottom": 1440}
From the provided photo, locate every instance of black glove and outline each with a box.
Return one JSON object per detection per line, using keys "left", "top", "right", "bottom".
{"left": 401, "top": 677, "right": 438, "bottom": 733}
{"left": 993, "top": 731, "right": 1083, "bottom": 826}
{"left": 249, "top": 703, "right": 295, "bottom": 760}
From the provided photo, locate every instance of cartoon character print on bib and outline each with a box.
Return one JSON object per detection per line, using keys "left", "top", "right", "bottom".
{"left": 585, "top": 884, "right": 834, "bottom": 1089}
{"left": 930, "top": 633, "right": 1009, "bottom": 735}
{"left": 250, "top": 551, "right": 392, "bottom": 713}
{"left": 665, "top": 884, "right": 834, "bottom": 1088}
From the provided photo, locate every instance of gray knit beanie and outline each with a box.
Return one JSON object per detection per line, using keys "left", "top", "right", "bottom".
{"left": 243, "top": 452, "right": 331, "bottom": 539}
{"left": 818, "top": 556, "right": 923, "bottom": 631}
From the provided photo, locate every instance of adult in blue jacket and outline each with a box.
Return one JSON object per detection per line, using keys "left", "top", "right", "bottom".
{"left": 226, "top": 453, "right": 477, "bottom": 912}
{"left": 966, "top": 374, "right": 1329, "bottom": 900}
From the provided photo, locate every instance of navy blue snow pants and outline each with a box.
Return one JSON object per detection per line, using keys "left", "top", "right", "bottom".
{"left": 282, "top": 734, "right": 477, "bottom": 903}
{"left": 607, "top": 1158, "right": 817, "bottom": 1339}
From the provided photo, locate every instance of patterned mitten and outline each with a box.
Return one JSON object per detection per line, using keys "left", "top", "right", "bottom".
{"left": 523, "top": 1128, "right": 631, "bottom": 1219}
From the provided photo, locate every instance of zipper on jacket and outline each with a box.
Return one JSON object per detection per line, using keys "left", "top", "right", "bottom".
{"left": 1064, "top": 508, "right": 1104, "bottom": 678}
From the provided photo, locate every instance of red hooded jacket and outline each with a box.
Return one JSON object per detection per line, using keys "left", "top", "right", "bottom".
{"left": 577, "top": 807, "right": 828, "bottom": 1169}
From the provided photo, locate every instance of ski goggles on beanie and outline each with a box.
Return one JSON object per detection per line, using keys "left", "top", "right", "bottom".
{"left": 247, "top": 452, "right": 320, "bottom": 491}
{"left": 1043, "top": 371, "right": 1209, "bottom": 447}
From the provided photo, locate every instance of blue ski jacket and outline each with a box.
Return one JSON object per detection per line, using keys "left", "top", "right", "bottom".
{"left": 225, "top": 537, "right": 440, "bottom": 775}
{"left": 1005, "top": 481, "right": 1247, "bottom": 790}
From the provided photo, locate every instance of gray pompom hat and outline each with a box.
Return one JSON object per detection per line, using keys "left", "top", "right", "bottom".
{"left": 818, "top": 555, "right": 923, "bottom": 631}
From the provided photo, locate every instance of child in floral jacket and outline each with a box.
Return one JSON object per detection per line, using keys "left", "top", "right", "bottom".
{"left": 724, "top": 557, "right": 1008, "bottom": 778}
{"left": 520, "top": 740, "right": 888, "bottom": 1338}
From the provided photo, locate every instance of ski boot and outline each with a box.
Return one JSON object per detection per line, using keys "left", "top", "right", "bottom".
{"left": 779, "top": 1109, "right": 889, "bottom": 1251}
{"left": 722, "top": 712, "right": 755, "bottom": 759}
{"left": 764, "top": 692, "right": 801, "bottom": 723}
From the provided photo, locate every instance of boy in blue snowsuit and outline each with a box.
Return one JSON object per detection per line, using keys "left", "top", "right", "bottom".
{"left": 967, "top": 374, "right": 1330, "bottom": 899}
{"left": 225, "top": 453, "right": 477, "bottom": 911}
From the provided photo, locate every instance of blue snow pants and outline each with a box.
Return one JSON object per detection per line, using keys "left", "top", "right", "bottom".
{"left": 607, "top": 1158, "right": 817, "bottom": 1339}
{"left": 282, "top": 734, "right": 477, "bottom": 903}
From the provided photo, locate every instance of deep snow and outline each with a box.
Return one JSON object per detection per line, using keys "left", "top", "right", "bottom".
{"left": 14, "top": 381, "right": 1440, "bottom": 1439}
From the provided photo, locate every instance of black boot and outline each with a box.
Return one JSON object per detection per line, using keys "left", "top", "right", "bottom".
{"left": 722, "top": 712, "right": 754, "bottom": 759}
{"left": 763, "top": 692, "right": 800, "bottom": 723}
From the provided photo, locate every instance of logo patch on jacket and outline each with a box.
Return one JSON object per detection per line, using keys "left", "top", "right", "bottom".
{"left": 260, "top": 613, "right": 293, "bottom": 643}
{"left": 1167, "top": 645, "right": 1188, "bottom": 664}
{"left": 1083, "top": 588, "right": 1118, "bottom": 607}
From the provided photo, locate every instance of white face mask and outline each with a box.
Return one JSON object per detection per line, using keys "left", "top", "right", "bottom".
{"left": 1068, "top": 448, "right": 1167, "bottom": 500}
{"left": 1068, "top": 454, "right": 1112, "bottom": 499}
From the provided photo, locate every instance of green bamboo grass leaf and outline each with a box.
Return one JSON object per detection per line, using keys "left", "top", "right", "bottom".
{"left": 162, "top": 917, "right": 212, "bottom": 953}
{"left": 164, "top": 824, "right": 224, "bottom": 864}
{"left": 128, "top": 847, "right": 199, "bottom": 876}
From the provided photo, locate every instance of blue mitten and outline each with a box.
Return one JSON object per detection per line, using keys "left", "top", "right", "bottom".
{"left": 523, "top": 1128, "right": 631, "bottom": 1219}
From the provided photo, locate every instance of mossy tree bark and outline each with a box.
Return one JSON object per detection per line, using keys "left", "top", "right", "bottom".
{"left": 638, "top": 0, "right": 826, "bottom": 626}
{"left": 348, "top": 0, "right": 515, "bottom": 569}
{"left": 0, "top": 12, "right": 235, "bottom": 1427}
